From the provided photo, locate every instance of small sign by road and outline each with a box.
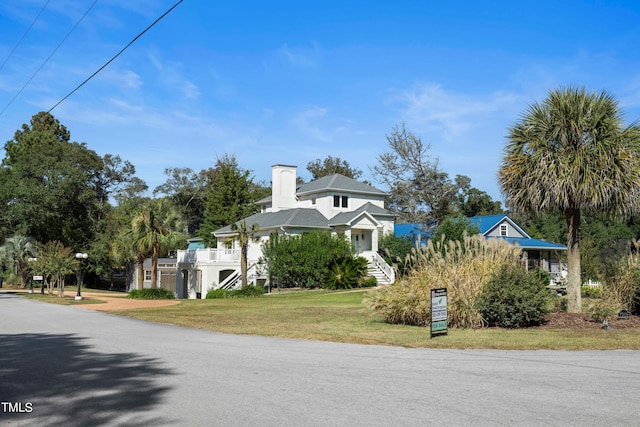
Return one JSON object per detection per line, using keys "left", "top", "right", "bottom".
{"left": 431, "top": 288, "right": 448, "bottom": 338}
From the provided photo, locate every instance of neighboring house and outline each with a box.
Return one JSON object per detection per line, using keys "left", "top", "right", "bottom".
{"left": 128, "top": 257, "right": 178, "bottom": 292}
{"left": 176, "top": 164, "right": 397, "bottom": 299}
{"left": 396, "top": 214, "right": 567, "bottom": 282}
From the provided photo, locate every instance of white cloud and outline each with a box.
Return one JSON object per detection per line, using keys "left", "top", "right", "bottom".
{"left": 98, "top": 68, "right": 142, "bottom": 89}
{"left": 147, "top": 50, "right": 200, "bottom": 101}
{"left": 291, "top": 107, "right": 331, "bottom": 142}
{"left": 395, "top": 83, "right": 520, "bottom": 140}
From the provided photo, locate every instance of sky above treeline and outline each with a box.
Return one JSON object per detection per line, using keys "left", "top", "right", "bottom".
{"left": 1, "top": 0, "right": 639, "bottom": 201}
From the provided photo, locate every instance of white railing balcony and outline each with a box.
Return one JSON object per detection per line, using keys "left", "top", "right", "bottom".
{"left": 177, "top": 248, "right": 241, "bottom": 264}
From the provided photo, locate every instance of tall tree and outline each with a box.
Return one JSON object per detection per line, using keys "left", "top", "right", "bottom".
{"left": 153, "top": 167, "right": 206, "bottom": 234}
{"left": 0, "top": 112, "right": 141, "bottom": 247}
{"left": 100, "top": 154, "right": 148, "bottom": 207}
{"left": 373, "top": 123, "right": 456, "bottom": 224}
{"left": 453, "top": 175, "right": 503, "bottom": 217}
{"left": 199, "top": 155, "right": 260, "bottom": 246}
{"left": 498, "top": 86, "right": 640, "bottom": 313}
{"left": 307, "top": 156, "right": 362, "bottom": 180}
{"left": 0, "top": 235, "right": 37, "bottom": 288}
{"left": 130, "top": 199, "right": 186, "bottom": 288}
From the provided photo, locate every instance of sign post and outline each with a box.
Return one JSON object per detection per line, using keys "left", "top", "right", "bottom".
{"left": 32, "top": 275, "right": 44, "bottom": 294}
{"left": 430, "top": 288, "right": 448, "bottom": 339}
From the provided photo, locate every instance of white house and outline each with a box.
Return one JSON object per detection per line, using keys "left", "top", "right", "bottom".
{"left": 175, "top": 164, "right": 396, "bottom": 299}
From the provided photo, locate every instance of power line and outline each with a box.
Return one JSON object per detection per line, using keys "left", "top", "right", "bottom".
{"left": 0, "top": 0, "right": 51, "bottom": 73}
{"left": 48, "top": 0, "right": 185, "bottom": 113}
{"left": 0, "top": 0, "right": 99, "bottom": 118}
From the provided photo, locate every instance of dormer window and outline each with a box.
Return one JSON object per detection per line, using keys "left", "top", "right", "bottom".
{"left": 500, "top": 224, "right": 508, "bottom": 236}
{"left": 333, "top": 195, "right": 348, "bottom": 208}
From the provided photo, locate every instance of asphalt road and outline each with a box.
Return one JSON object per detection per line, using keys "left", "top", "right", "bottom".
{"left": 1, "top": 292, "right": 639, "bottom": 427}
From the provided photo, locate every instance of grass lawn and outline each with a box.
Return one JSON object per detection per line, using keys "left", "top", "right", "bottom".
{"left": 110, "top": 290, "right": 640, "bottom": 350}
{"left": 21, "top": 292, "right": 106, "bottom": 305}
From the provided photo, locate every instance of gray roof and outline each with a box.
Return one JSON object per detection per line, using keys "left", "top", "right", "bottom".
{"left": 329, "top": 202, "right": 395, "bottom": 226}
{"left": 214, "top": 209, "right": 331, "bottom": 235}
{"left": 297, "top": 174, "right": 387, "bottom": 197}
{"left": 256, "top": 173, "right": 386, "bottom": 205}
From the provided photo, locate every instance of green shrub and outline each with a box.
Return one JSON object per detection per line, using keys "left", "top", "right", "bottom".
{"left": 261, "top": 231, "right": 354, "bottom": 288}
{"left": 475, "top": 265, "right": 551, "bottom": 328}
{"left": 378, "top": 233, "right": 415, "bottom": 277}
{"left": 205, "top": 288, "right": 227, "bottom": 299}
{"left": 584, "top": 297, "right": 620, "bottom": 323}
{"left": 366, "top": 234, "right": 522, "bottom": 328}
{"left": 322, "top": 256, "right": 368, "bottom": 290}
{"left": 361, "top": 276, "right": 378, "bottom": 288}
{"left": 548, "top": 294, "right": 567, "bottom": 313}
{"left": 226, "top": 285, "right": 266, "bottom": 298}
{"left": 605, "top": 251, "right": 640, "bottom": 314}
{"left": 581, "top": 284, "right": 602, "bottom": 298}
{"left": 128, "top": 288, "right": 175, "bottom": 300}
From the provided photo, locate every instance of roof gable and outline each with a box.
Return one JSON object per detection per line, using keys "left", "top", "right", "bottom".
{"left": 469, "top": 215, "right": 530, "bottom": 238}
{"left": 329, "top": 202, "right": 394, "bottom": 226}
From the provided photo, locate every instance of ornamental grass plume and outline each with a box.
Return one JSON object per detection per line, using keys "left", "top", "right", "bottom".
{"left": 366, "top": 233, "right": 522, "bottom": 328}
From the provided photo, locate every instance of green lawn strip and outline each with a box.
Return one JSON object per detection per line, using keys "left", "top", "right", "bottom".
{"left": 20, "top": 293, "right": 106, "bottom": 305}
{"left": 109, "top": 290, "right": 640, "bottom": 350}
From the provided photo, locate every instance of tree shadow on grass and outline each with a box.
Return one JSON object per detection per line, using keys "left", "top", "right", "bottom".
{"left": 0, "top": 333, "right": 176, "bottom": 426}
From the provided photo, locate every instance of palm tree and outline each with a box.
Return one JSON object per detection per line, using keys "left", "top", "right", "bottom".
{"left": 110, "top": 232, "right": 146, "bottom": 291}
{"left": 0, "top": 235, "right": 37, "bottom": 288}
{"left": 229, "top": 221, "right": 260, "bottom": 288}
{"left": 498, "top": 86, "right": 640, "bottom": 313}
{"left": 130, "top": 200, "right": 186, "bottom": 288}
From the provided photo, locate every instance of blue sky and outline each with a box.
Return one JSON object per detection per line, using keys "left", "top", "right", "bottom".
{"left": 1, "top": 0, "right": 639, "bottom": 201}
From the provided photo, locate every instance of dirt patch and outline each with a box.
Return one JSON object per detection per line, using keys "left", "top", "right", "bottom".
{"left": 2, "top": 289, "right": 180, "bottom": 311}
{"left": 532, "top": 311, "right": 640, "bottom": 329}
{"left": 77, "top": 293, "right": 180, "bottom": 311}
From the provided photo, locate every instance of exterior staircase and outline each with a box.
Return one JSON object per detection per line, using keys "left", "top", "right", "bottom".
{"left": 366, "top": 252, "right": 395, "bottom": 285}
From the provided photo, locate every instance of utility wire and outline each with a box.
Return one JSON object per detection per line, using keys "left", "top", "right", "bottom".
{"left": 0, "top": 0, "right": 51, "bottom": 73}
{"left": 48, "top": 0, "right": 184, "bottom": 113}
{"left": 0, "top": 0, "right": 99, "bottom": 118}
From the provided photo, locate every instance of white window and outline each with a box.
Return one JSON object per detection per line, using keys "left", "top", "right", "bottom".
{"left": 144, "top": 270, "right": 151, "bottom": 281}
{"left": 500, "top": 224, "right": 508, "bottom": 236}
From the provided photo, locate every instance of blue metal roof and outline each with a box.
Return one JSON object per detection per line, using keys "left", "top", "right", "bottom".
{"left": 496, "top": 237, "right": 566, "bottom": 250}
{"left": 468, "top": 214, "right": 509, "bottom": 234}
{"left": 395, "top": 215, "right": 566, "bottom": 251}
{"left": 394, "top": 223, "right": 431, "bottom": 242}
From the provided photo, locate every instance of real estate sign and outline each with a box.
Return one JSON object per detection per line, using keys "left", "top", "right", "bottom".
{"left": 430, "top": 288, "right": 448, "bottom": 338}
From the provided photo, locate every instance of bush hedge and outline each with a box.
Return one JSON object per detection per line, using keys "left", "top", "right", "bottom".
{"left": 128, "top": 288, "right": 175, "bottom": 300}
{"left": 475, "top": 265, "right": 550, "bottom": 328}
{"left": 205, "top": 288, "right": 226, "bottom": 299}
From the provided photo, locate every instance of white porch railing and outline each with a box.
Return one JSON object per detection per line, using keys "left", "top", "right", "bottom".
{"left": 362, "top": 251, "right": 395, "bottom": 284}
{"left": 177, "top": 248, "right": 241, "bottom": 264}
{"left": 373, "top": 251, "right": 395, "bottom": 284}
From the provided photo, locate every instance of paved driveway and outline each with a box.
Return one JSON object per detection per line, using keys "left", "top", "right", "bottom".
{"left": 1, "top": 291, "right": 639, "bottom": 426}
